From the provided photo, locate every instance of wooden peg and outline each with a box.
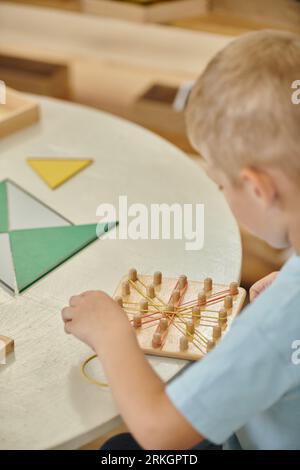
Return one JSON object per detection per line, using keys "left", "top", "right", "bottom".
{"left": 167, "top": 303, "right": 175, "bottom": 314}
{"left": 206, "top": 340, "right": 215, "bottom": 352}
{"left": 192, "top": 306, "right": 201, "bottom": 322}
{"left": 133, "top": 314, "right": 142, "bottom": 329}
{"left": 219, "top": 308, "right": 227, "bottom": 320}
{"left": 219, "top": 308, "right": 227, "bottom": 330}
{"left": 146, "top": 284, "right": 155, "bottom": 299}
{"left": 186, "top": 319, "right": 195, "bottom": 336}
{"left": 115, "top": 296, "right": 123, "bottom": 307}
{"left": 139, "top": 299, "right": 148, "bottom": 313}
{"left": 152, "top": 332, "right": 162, "bottom": 348}
{"left": 213, "top": 326, "right": 222, "bottom": 341}
{"left": 229, "top": 282, "right": 239, "bottom": 296}
{"left": 198, "top": 292, "right": 207, "bottom": 307}
{"left": 180, "top": 335, "right": 189, "bottom": 352}
{"left": 0, "top": 335, "right": 14, "bottom": 359}
{"left": 204, "top": 277, "right": 213, "bottom": 293}
{"left": 128, "top": 268, "right": 138, "bottom": 282}
{"left": 122, "top": 281, "right": 130, "bottom": 296}
{"left": 178, "top": 274, "right": 187, "bottom": 290}
{"left": 153, "top": 271, "right": 162, "bottom": 286}
{"left": 224, "top": 295, "right": 233, "bottom": 311}
{"left": 159, "top": 317, "right": 168, "bottom": 332}
{"left": 172, "top": 289, "right": 180, "bottom": 303}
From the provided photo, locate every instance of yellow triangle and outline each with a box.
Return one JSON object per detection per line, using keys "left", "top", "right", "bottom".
{"left": 28, "top": 159, "right": 93, "bottom": 189}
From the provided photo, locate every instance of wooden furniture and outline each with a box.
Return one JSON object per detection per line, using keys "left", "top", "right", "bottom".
{"left": 0, "top": 2, "right": 232, "bottom": 151}
{"left": 172, "top": 0, "right": 300, "bottom": 35}
{"left": 212, "top": 0, "right": 300, "bottom": 33}
{"left": 0, "top": 54, "right": 70, "bottom": 99}
{"left": 0, "top": 87, "right": 39, "bottom": 139}
{"left": 0, "top": 95, "right": 242, "bottom": 449}
{"left": 171, "top": 12, "right": 281, "bottom": 36}
{"left": 132, "top": 83, "right": 187, "bottom": 140}
{"left": 2, "top": 0, "right": 81, "bottom": 11}
{"left": 81, "top": 0, "right": 208, "bottom": 23}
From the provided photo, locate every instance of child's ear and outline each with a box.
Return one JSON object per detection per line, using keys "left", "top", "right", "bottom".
{"left": 240, "top": 167, "right": 278, "bottom": 207}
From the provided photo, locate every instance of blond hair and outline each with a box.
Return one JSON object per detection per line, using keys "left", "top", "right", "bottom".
{"left": 186, "top": 30, "right": 300, "bottom": 181}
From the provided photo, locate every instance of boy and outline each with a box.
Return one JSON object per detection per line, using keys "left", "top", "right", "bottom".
{"left": 61, "top": 30, "right": 300, "bottom": 450}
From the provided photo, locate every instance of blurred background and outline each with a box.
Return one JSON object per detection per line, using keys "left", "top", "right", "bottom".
{"left": 0, "top": 0, "right": 299, "bottom": 290}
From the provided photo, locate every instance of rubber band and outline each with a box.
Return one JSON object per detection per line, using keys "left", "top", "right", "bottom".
{"left": 81, "top": 354, "right": 109, "bottom": 388}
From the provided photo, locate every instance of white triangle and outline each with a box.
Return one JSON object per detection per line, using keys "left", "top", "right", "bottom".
{"left": 0, "top": 233, "right": 16, "bottom": 292}
{"left": 6, "top": 181, "right": 70, "bottom": 231}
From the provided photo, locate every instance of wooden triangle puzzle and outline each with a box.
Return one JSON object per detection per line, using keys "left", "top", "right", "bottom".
{"left": 0, "top": 179, "right": 117, "bottom": 293}
{"left": 27, "top": 158, "right": 93, "bottom": 189}
{"left": 10, "top": 224, "right": 100, "bottom": 292}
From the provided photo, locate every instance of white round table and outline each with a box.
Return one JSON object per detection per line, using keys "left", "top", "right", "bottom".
{"left": 0, "top": 96, "right": 242, "bottom": 449}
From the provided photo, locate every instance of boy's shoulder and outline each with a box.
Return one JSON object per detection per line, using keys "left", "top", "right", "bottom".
{"left": 234, "top": 255, "right": 300, "bottom": 362}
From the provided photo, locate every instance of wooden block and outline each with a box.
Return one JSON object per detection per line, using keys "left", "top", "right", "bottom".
{"left": 0, "top": 335, "right": 14, "bottom": 360}
{"left": 0, "top": 87, "right": 40, "bottom": 139}
{"left": 133, "top": 83, "right": 186, "bottom": 136}
{"left": 115, "top": 272, "right": 246, "bottom": 361}
{"left": 142, "top": 83, "right": 178, "bottom": 104}
{"left": 0, "top": 53, "right": 70, "bottom": 99}
{"left": 81, "top": 0, "right": 209, "bottom": 24}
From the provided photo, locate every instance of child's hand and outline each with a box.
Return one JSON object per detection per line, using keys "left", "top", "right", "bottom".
{"left": 249, "top": 271, "right": 278, "bottom": 302}
{"left": 61, "top": 291, "right": 127, "bottom": 351}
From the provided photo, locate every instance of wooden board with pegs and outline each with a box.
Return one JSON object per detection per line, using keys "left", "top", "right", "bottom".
{"left": 114, "top": 269, "right": 246, "bottom": 361}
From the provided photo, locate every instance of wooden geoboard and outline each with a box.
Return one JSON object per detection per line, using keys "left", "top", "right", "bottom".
{"left": 115, "top": 269, "right": 246, "bottom": 361}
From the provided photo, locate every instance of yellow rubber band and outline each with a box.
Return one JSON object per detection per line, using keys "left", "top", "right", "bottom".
{"left": 81, "top": 354, "right": 109, "bottom": 388}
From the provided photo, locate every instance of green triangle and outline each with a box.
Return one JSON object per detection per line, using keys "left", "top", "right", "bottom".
{"left": 0, "top": 181, "right": 9, "bottom": 233}
{"left": 9, "top": 222, "right": 116, "bottom": 292}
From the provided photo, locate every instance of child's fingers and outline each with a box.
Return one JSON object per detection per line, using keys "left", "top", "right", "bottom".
{"left": 64, "top": 321, "right": 72, "bottom": 335}
{"left": 69, "top": 295, "right": 82, "bottom": 307}
{"left": 62, "top": 306, "right": 74, "bottom": 322}
{"left": 81, "top": 290, "right": 97, "bottom": 297}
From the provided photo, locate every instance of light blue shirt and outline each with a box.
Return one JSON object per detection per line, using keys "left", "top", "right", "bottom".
{"left": 167, "top": 255, "right": 300, "bottom": 450}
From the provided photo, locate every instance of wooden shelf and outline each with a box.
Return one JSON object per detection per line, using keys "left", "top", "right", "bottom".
{"left": 0, "top": 54, "right": 70, "bottom": 99}
{"left": 82, "top": 0, "right": 209, "bottom": 23}
{"left": 212, "top": 0, "right": 300, "bottom": 33}
{"left": 170, "top": 12, "right": 282, "bottom": 36}
{"left": 2, "top": 0, "right": 81, "bottom": 11}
